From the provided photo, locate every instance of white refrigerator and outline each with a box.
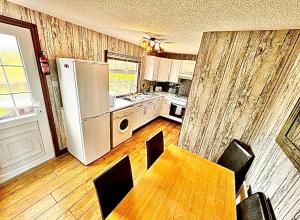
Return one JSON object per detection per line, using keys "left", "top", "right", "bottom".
{"left": 57, "top": 58, "right": 110, "bottom": 165}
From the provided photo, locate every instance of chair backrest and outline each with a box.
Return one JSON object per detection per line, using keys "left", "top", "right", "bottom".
{"left": 217, "top": 139, "right": 255, "bottom": 192}
{"left": 93, "top": 155, "right": 133, "bottom": 219}
{"left": 146, "top": 131, "right": 164, "bottom": 169}
{"left": 237, "top": 192, "right": 275, "bottom": 220}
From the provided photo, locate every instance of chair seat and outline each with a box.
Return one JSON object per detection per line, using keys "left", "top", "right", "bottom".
{"left": 237, "top": 192, "right": 275, "bottom": 220}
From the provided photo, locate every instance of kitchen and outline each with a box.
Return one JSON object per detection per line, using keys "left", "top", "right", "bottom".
{"left": 110, "top": 53, "right": 195, "bottom": 123}
{"left": 56, "top": 51, "right": 194, "bottom": 165}
{"left": 110, "top": 54, "right": 195, "bottom": 140}
{"left": 0, "top": 0, "right": 300, "bottom": 219}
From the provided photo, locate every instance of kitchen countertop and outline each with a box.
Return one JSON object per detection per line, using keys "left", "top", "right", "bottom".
{"left": 109, "top": 98, "right": 133, "bottom": 112}
{"left": 109, "top": 92, "right": 188, "bottom": 112}
{"left": 156, "top": 92, "right": 188, "bottom": 106}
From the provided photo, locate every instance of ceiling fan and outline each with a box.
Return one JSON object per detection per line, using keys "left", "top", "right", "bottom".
{"left": 139, "top": 32, "right": 173, "bottom": 53}
{"left": 143, "top": 32, "right": 174, "bottom": 43}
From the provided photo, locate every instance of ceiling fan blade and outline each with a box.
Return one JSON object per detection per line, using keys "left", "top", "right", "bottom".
{"left": 160, "top": 41, "right": 174, "bottom": 44}
{"left": 143, "top": 31, "right": 166, "bottom": 39}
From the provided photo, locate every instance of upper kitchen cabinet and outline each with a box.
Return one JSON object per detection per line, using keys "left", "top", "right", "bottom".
{"left": 169, "top": 60, "right": 181, "bottom": 83}
{"left": 178, "top": 60, "right": 196, "bottom": 80}
{"left": 158, "top": 58, "right": 172, "bottom": 82}
{"left": 144, "top": 55, "right": 161, "bottom": 81}
{"left": 144, "top": 55, "right": 196, "bottom": 82}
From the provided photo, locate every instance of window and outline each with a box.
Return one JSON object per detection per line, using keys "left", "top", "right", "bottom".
{"left": 0, "top": 33, "right": 34, "bottom": 121}
{"left": 108, "top": 59, "right": 139, "bottom": 96}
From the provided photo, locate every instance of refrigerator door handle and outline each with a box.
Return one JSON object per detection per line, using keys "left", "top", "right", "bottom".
{"left": 82, "top": 112, "right": 110, "bottom": 121}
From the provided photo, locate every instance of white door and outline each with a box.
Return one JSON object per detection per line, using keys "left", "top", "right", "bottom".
{"left": 144, "top": 101, "right": 155, "bottom": 122}
{"left": 144, "top": 56, "right": 160, "bottom": 81}
{"left": 179, "top": 60, "right": 196, "bottom": 73}
{"left": 132, "top": 104, "right": 144, "bottom": 130}
{"left": 153, "top": 56, "right": 161, "bottom": 81}
{"left": 82, "top": 113, "right": 110, "bottom": 165}
{"left": 169, "top": 60, "right": 181, "bottom": 83}
{"left": 75, "top": 62, "right": 109, "bottom": 120}
{"left": 153, "top": 98, "right": 161, "bottom": 117}
{"left": 161, "top": 99, "right": 171, "bottom": 117}
{"left": 0, "top": 23, "right": 54, "bottom": 182}
{"left": 158, "top": 58, "right": 172, "bottom": 82}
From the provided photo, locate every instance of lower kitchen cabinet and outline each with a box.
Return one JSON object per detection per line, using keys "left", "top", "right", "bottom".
{"left": 132, "top": 96, "right": 184, "bottom": 131}
{"left": 153, "top": 97, "right": 161, "bottom": 117}
{"left": 161, "top": 98, "right": 171, "bottom": 117}
{"left": 132, "top": 97, "right": 162, "bottom": 130}
{"left": 132, "top": 104, "right": 144, "bottom": 130}
{"left": 144, "top": 101, "right": 155, "bottom": 123}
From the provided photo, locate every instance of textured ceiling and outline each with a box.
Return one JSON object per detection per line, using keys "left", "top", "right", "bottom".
{"left": 9, "top": 0, "right": 300, "bottom": 54}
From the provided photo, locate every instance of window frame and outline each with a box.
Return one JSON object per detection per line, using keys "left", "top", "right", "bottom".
{"left": 0, "top": 34, "right": 35, "bottom": 121}
{"left": 105, "top": 50, "right": 141, "bottom": 98}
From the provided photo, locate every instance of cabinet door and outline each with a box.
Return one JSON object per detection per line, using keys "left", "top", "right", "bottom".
{"left": 144, "top": 55, "right": 154, "bottom": 81}
{"left": 153, "top": 98, "right": 161, "bottom": 117}
{"left": 132, "top": 104, "right": 144, "bottom": 130}
{"left": 169, "top": 60, "right": 181, "bottom": 83}
{"left": 144, "top": 102, "right": 155, "bottom": 122}
{"left": 153, "top": 56, "right": 160, "bottom": 80}
{"left": 144, "top": 55, "right": 160, "bottom": 81}
{"left": 179, "top": 60, "right": 196, "bottom": 74}
{"left": 132, "top": 106, "right": 144, "bottom": 130}
{"left": 158, "top": 58, "right": 172, "bottom": 82}
{"left": 161, "top": 99, "right": 170, "bottom": 117}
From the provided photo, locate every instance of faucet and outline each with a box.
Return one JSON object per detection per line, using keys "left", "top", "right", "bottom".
{"left": 129, "top": 83, "right": 138, "bottom": 97}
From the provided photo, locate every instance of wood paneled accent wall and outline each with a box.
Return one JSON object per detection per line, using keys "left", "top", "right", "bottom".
{"left": 160, "top": 52, "right": 197, "bottom": 61}
{"left": 179, "top": 30, "right": 300, "bottom": 219}
{"left": 0, "top": 0, "right": 145, "bottom": 149}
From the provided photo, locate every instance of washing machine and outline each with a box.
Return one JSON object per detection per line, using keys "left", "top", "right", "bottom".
{"left": 111, "top": 107, "right": 133, "bottom": 148}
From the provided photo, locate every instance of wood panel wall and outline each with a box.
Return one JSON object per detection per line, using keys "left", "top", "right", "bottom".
{"left": 179, "top": 30, "right": 300, "bottom": 219}
{"left": 0, "top": 0, "right": 147, "bottom": 149}
{"left": 0, "top": 0, "right": 198, "bottom": 151}
{"left": 160, "top": 52, "right": 197, "bottom": 61}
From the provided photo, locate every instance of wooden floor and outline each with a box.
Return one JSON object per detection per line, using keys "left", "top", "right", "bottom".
{"left": 0, "top": 118, "right": 180, "bottom": 220}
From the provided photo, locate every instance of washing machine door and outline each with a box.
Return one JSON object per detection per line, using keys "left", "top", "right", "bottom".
{"left": 118, "top": 117, "right": 130, "bottom": 133}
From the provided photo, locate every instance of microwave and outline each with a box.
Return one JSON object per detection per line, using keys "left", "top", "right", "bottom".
{"left": 169, "top": 103, "right": 186, "bottom": 119}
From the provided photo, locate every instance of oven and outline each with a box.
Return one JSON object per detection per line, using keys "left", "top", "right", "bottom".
{"left": 169, "top": 103, "right": 186, "bottom": 119}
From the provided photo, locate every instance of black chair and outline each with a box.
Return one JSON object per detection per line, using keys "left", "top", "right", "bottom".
{"left": 217, "top": 139, "right": 255, "bottom": 192}
{"left": 146, "top": 131, "right": 164, "bottom": 169}
{"left": 237, "top": 192, "right": 276, "bottom": 220}
{"left": 93, "top": 155, "right": 133, "bottom": 219}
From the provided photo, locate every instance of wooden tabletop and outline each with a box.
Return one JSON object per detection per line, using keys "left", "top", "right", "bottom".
{"left": 107, "top": 144, "right": 236, "bottom": 220}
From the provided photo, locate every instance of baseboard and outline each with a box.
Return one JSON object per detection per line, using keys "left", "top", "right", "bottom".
{"left": 56, "top": 147, "right": 68, "bottom": 156}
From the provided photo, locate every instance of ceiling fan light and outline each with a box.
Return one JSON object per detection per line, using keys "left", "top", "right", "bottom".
{"left": 139, "top": 38, "right": 149, "bottom": 49}
{"left": 149, "top": 39, "right": 156, "bottom": 47}
{"left": 154, "top": 42, "right": 160, "bottom": 51}
{"left": 146, "top": 46, "right": 152, "bottom": 53}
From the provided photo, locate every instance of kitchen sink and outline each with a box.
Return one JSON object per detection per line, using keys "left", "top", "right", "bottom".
{"left": 122, "top": 93, "right": 158, "bottom": 102}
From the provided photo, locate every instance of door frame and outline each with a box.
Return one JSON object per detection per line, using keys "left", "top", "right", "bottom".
{"left": 0, "top": 15, "right": 64, "bottom": 156}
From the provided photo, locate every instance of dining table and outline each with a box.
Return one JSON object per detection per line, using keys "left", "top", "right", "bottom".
{"left": 107, "top": 144, "right": 236, "bottom": 219}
